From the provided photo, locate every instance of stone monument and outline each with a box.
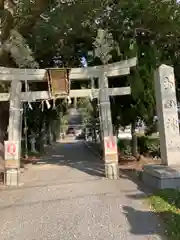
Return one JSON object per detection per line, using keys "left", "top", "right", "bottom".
{"left": 143, "top": 64, "right": 180, "bottom": 189}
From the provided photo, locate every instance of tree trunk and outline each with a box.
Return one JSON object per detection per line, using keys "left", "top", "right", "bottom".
{"left": 131, "top": 121, "right": 138, "bottom": 158}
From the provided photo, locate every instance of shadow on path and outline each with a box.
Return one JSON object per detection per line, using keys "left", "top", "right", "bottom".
{"left": 35, "top": 140, "right": 105, "bottom": 178}
{"left": 120, "top": 170, "right": 168, "bottom": 239}
{"left": 122, "top": 206, "right": 166, "bottom": 237}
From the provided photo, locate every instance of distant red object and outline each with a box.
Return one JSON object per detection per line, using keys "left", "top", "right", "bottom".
{"left": 67, "top": 128, "right": 75, "bottom": 135}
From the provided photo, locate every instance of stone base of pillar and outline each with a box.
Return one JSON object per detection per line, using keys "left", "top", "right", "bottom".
{"left": 5, "top": 169, "right": 19, "bottom": 186}
{"left": 105, "top": 163, "right": 119, "bottom": 179}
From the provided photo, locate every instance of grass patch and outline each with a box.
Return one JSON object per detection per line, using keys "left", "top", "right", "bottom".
{"left": 148, "top": 189, "right": 180, "bottom": 240}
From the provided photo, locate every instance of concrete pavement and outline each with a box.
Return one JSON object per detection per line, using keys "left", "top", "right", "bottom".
{"left": 0, "top": 140, "right": 165, "bottom": 240}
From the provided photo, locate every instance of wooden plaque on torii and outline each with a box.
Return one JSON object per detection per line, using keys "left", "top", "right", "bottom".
{"left": 46, "top": 68, "right": 70, "bottom": 97}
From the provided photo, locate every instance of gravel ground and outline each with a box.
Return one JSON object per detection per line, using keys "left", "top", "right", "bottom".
{"left": 0, "top": 140, "right": 166, "bottom": 240}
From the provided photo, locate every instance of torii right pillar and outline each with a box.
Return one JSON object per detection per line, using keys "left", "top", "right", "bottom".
{"left": 99, "top": 69, "right": 119, "bottom": 179}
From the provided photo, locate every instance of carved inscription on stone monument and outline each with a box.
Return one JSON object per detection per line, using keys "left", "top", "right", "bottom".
{"left": 164, "top": 76, "right": 174, "bottom": 90}
{"left": 163, "top": 70, "right": 180, "bottom": 153}
{"left": 163, "top": 73, "right": 179, "bottom": 132}
{"left": 164, "top": 99, "right": 176, "bottom": 109}
{"left": 166, "top": 118, "right": 179, "bottom": 130}
{"left": 167, "top": 139, "right": 180, "bottom": 151}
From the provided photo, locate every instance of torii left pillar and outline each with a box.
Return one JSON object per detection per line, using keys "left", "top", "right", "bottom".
{"left": 99, "top": 69, "right": 119, "bottom": 179}
{"left": 5, "top": 80, "right": 22, "bottom": 186}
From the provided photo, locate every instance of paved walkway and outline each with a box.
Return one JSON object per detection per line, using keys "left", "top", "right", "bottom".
{"left": 0, "top": 140, "right": 165, "bottom": 240}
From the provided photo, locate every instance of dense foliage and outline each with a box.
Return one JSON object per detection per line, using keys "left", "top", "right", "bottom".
{"left": 1, "top": 0, "right": 180, "bottom": 154}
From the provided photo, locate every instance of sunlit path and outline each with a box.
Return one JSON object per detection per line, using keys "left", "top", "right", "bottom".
{"left": 0, "top": 140, "right": 165, "bottom": 240}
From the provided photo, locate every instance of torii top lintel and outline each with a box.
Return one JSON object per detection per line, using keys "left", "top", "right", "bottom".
{"left": 0, "top": 57, "right": 137, "bottom": 82}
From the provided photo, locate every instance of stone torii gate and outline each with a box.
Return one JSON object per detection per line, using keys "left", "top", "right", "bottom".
{"left": 0, "top": 57, "right": 137, "bottom": 185}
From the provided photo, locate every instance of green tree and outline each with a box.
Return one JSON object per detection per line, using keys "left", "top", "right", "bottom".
{"left": 101, "top": 0, "right": 180, "bottom": 156}
{"left": 2, "top": 0, "right": 180, "bottom": 157}
{"left": 0, "top": 1, "right": 105, "bottom": 68}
